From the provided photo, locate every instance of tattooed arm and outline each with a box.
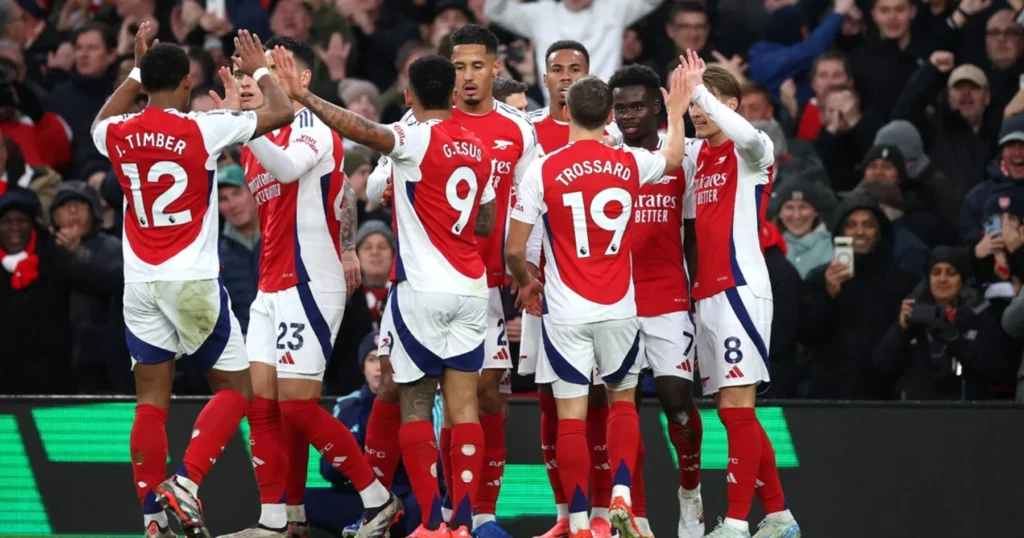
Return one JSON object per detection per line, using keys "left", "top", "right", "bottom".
{"left": 474, "top": 200, "right": 495, "bottom": 237}
{"left": 340, "top": 182, "right": 361, "bottom": 297}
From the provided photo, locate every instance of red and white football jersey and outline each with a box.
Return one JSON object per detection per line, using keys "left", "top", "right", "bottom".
{"left": 529, "top": 106, "right": 617, "bottom": 154}
{"left": 631, "top": 134, "right": 697, "bottom": 317}
{"left": 689, "top": 85, "right": 774, "bottom": 301}
{"left": 452, "top": 101, "right": 540, "bottom": 287}
{"left": 241, "top": 108, "right": 346, "bottom": 293}
{"left": 92, "top": 108, "right": 257, "bottom": 283}
{"left": 512, "top": 139, "right": 667, "bottom": 324}
{"left": 386, "top": 118, "right": 496, "bottom": 297}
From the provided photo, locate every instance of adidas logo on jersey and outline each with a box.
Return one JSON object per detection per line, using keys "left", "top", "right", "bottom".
{"left": 279, "top": 352, "right": 296, "bottom": 365}
{"left": 676, "top": 361, "right": 692, "bottom": 372}
{"left": 725, "top": 366, "right": 744, "bottom": 379}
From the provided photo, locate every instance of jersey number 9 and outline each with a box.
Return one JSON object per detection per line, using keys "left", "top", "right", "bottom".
{"left": 121, "top": 161, "right": 193, "bottom": 228}
{"left": 445, "top": 166, "right": 478, "bottom": 235}
{"left": 562, "top": 188, "right": 632, "bottom": 258}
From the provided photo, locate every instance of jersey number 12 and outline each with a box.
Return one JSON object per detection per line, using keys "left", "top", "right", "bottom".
{"left": 562, "top": 188, "right": 631, "bottom": 258}
{"left": 121, "top": 161, "right": 193, "bottom": 228}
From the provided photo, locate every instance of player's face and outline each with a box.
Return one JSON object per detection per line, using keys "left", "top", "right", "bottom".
{"left": 52, "top": 200, "right": 92, "bottom": 233}
{"left": 504, "top": 92, "right": 529, "bottom": 112}
{"left": 1002, "top": 141, "right": 1024, "bottom": 178}
{"left": 0, "top": 209, "right": 32, "bottom": 254}
{"left": 863, "top": 158, "right": 900, "bottom": 184}
{"left": 265, "top": 49, "right": 312, "bottom": 94}
{"left": 929, "top": 261, "right": 962, "bottom": 304}
{"left": 842, "top": 209, "right": 880, "bottom": 255}
{"left": 689, "top": 92, "right": 737, "bottom": 140}
{"left": 235, "top": 66, "right": 263, "bottom": 110}
{"left": 452, "top": 44, "right": 498, "bottom": 105}
{"left": 778, "top": 199, "right": 818, "bottom": 237}
{"left": 217, "top": 186, "right": 258, "bottom": 229}
{"left": 544, "top": 49, "right": 589, "bottom": 106}
{"left": 358, "top": 233, "right": 394, "bottom": 280}
{"left": 363, "top": 351, "right": 382, "bottom": 392}
{"left": 612, "top": 85, "right": 659, "bottom": 140}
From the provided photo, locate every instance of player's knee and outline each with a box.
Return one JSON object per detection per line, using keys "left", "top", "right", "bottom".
{"left": 717, "top": 384, "right": 756, "bottom": 409}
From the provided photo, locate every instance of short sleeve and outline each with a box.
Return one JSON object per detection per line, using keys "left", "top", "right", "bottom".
{"left": 626, "top": 146, "right": 668, "bottom": 186}
{"left": 682, "top": 154, "right": 697, "bottom": 219}
{"left": 91, "top": 114, "right": 132, "bottom": 158}
{"left": 386, "top": 122, "right": 431, "bottom": 164}
{"left": 511, "top": 159, "right": 544, "bottom": 225}
{"left": 192, "top": 109, "right": 258, "bottom": 155}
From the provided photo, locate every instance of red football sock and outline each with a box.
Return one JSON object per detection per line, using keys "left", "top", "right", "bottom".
{"left": 587, "top": 404, "right": 610, "bottom": 509}
{"left": 538, "top": 392, "right": 565, "bottom": 505}
{"left": 440, "top": 426, "right": 454, "bottom": 495}
{"left": 248, "top": 397, "right": 287, "bottom": 504}
{"left": 279, "top": 399, "right": 376, "bottom": 491}
{"left": 179, "top": 389, "right": 247, "bottom": 486}
{"left": 399, "top": 420, "right": 442, "bottom": 527}
{"left": 557, "top": 419, "right": 590, "bottom": 518}
{"left": 450, "top": 423, "right": 484, "bottom": 528}
{"left": 364, "top": 399, "right": 402, "bottom": 489}
{"left": 719, "top": 407, "right": 761, "bottom": 521}
{"left": 131, "top": 404, "right": 168, "bottom": 514}
{"left": 476, "top": 412, "right": 505, "bottom": 515}
{"left": 606, "top": 401, "right": 640, "bottom": 490}
{"left": 632, "top": 437, "right": 646, "bottom": 517}
{"left": 669, "top": 403, "right": 703, "bottom": 490}
{"left": 283, "top": 418, "right": 308, "bottom": 507}
{"left": 754, "top": 420, "right": 787, "bottom": 514}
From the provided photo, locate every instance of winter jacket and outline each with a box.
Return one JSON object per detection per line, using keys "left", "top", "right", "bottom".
{"left": 761, "top": 223, "right": 803, "bottom": 397}
{"left": 218, "top": 224, "right": 260, "bottom": 334}
{"left": 960, "top": 159, "right": 1024, "bottom": 241}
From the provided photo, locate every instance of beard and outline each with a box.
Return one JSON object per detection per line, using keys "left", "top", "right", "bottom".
{"left": 462, "top": 95, "right": 482, "bottom": 105}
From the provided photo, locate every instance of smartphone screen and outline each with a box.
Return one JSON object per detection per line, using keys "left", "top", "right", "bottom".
{"left": 985, "top": 215, "right": 1002, "bottom": 237}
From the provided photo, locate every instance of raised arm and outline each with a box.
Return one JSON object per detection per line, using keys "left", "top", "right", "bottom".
{"left": 654, "top": 65, "right": 691, "bottom": 172}
{"left": 92, "top": 22, "right": 154, "bottom": 135}
{"left": 483, "top": 0, "right": 544, "bottom": 39}
{"left": 233, "top": 31, "right": 295, "bottom": 139}
{"left": 270, "top": 47, "right": 395, "bottom": 154}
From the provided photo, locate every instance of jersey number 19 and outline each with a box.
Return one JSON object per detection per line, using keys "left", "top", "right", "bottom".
{"left": 562, "top": 187, "right": 631, "bottom": 258}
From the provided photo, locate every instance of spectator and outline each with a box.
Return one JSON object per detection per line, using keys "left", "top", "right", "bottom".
{"left": 982, "top": 10, "right": 1024, "bottom": 118}
{"left": 492, "top": 76, "right": 529, "bottom": 111}
{"left": 771, "top": 179, "right": 835, "bottom": 278}
{"left": 799, "top": 194, "right": 920, "bottom": 398}
{"left": 0, "top": 191, "right": 122, "bottom": 394}
{"left": 0, "top": 134, "right": 60, "bottom": 222}
{"left": 430, "top": 0, "right": 474, "bottom": 46}
{"left": 49, "top": 180, "right": 130, "bottom": 394}
{"left": 483, "top": 0, "right": 662, "bottom": 103}
{"left": 874, "top": 119, "right": 962, "bottom": 230}
{"left": 339, "top": 78, "right": 381, "bottom": 149}
{"left": 961, "top": 113, "right": 1024, "bottom": 240}
{"left": 875, "top": 246, "right": 1008, "bottom": 399}
{"left": 760, "top": 221, "right": 804, "bottom": 397}
{"left": 308, "top": 330, "right": 439, "bottom": 536}
{"left": 661, "top": 1, "right": 716, "bottom": 80}
{"left": 796, "top": 51, "right": 851, "bottom": 141}
{"left": 853, "top": 178, "right": 930, "bottom": 273}
{"left": 45, "top": 22, "right": 117, "bottom": 176}
{"left": 10, "top": 0, "right": 61, "bottom": 93}
{"left": 0, "top": 41, "right": 72, "bottom": 169}
{"left": 341, "top": 0, "right": 421, "bottom": 91}
{"left": 216, "top": 164, "right": 260, "bottom": 335}
{"left": 344, "top": 145, "right": 389, "bottom": 225}
{"left": 752, "top": 117, "right": 831, "bottom": 195}
{"left": 815, "top": 84, "right": 883, "bottom": 191}
{"left": 968, "top": 186, "right": 1024, "bottom": 290}
{"left": 746, "top": 0, "right": 847, "bottom": 104}
{"left": 893, "top": 51, "right": 1001, "bottom": 195}
{"left": 378, "top": 40, "right": 434, "bottom": 124}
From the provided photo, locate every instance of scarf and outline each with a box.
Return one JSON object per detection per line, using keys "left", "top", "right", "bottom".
{"left": 1, "top": 229, "right": 39, "bottom": 289}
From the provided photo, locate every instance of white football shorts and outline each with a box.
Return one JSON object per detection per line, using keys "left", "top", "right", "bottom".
{"left": 481, "top": 287, "right": 511, "bottom": 370}
{"left": 535, "top": 316, "right": 644, "bottom": 399}
{"left": 516, "top": 312, "right": 541, "bottom": 376}
{"left": 639, "top": 310, "right": 696, "bottom": 381}
{"left": 694, "top": 286, "right": 772, "bottom": 394}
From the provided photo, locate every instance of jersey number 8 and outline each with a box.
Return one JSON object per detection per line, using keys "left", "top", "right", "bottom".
{"left": 445, "top": 166, "right": 478, "bottom": 234}
{"left": 562, "top": 188, "right": 632, "bottom": 258}
{"left": 121, "top": 161, "right": 193, "bottom": 228}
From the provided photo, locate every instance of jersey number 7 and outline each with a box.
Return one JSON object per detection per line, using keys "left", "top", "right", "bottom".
{"left": 121, "top": 161, "right": 193, "bottom": 228}
{"left": 562, "top": 188, "right": 631, "bottom": 258}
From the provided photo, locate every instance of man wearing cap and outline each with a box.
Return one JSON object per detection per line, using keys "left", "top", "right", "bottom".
{"left": 961, "top": 113, "right": 1024, "bottom": 241}
{"left": 0, "top": 190, "right": 122, "bottom": 395}
{"left": 217, "top": 163, "right": 261, "bottom": 335}
{"left": 892, "top": 51, "right": 1001, "bottom": 190}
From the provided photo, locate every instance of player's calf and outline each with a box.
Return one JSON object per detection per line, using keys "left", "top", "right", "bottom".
{"left": 552, "top": 391, "right": 592, "bottom": 537}
{"left": 399, "top": 376, "right": 445, "bottom": 532}
{"left": 475, "top": 369, "right": 507, "bottom": 530}
{"left": 132, "top": 361, "right": 174, "bottom": 534}
{"left": 604, "top": 384, "right": 643, "bottom": 538}
{"left": 440, "top": 368, "right": 485, "bottom": 534}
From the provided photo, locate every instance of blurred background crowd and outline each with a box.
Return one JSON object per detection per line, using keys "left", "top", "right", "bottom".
{"left": 2, "top": 0, "right": 1024, "bottom": 405}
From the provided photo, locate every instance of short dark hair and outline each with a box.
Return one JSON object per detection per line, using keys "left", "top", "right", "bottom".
{"left": 264, "top": 36, "right": 316, "bottom": 71}
{"left": 187, "top": 46, "right": 214, "bottom": 85}
{"left": 395, "top": 40, "right": 435, "bottom": 71}
{"left": 566, "top": 76, "right": 612, "bottom": 130}
{"left": 73, "top": 22, "right": 116, "bottom": 52}
{"left": 608, "top": 64, "right": 661, "bottom": 94}
{"left": 811, "top": 50, "right": 850, "bottom": 78}
{"left": 449, "top": 24, "right": 499, "bottom": 56}
{"left": 140, "top": 43, "right": 191, "bottom": 93}
{"left": 669, "top": 0, "right": 709, "bottom": 22}
{"left": 741, "top": 82, "right": 771, "bottom": 100}
{"left": 408, "top": 55, "right": 456, "bottom": 111}
{"left": 493, "top": 76, "right": 529, "bottom": 102}
{"left": 702, "top": 65, "right": 743, "bottom": 106}
{"left": 545, "top": 40, "right": 589, "bottom": 67}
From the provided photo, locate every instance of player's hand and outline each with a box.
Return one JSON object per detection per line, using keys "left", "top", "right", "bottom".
{"left": 824, "top": 260, "right": 852, "bottom": 298}
{"left": 929, "top": 51, "right": 955, "bottom": 73}
{"left": 898, "top": 298, "right": 916, "bottom": 330}
{"left": 133, "top": 20, "right": 158, "bottom": 67}
{"left": 270, "top": 45, "right": 305, "bottom": 100}
{"left": 54, "top": 224, "right": 84, "bottom": 254}
{"left": 515, "top": 278, "right": 543, "bottom": 312}
{"left": 341, "top": 250, "right": 361, "bottom": 297}
{"left": 381, "top": 178, "right": 394, "bottom": 207}
{"left": 678, "top": 48, "right": 706, "bottom": 98}
{"left": 601, "top": 134, "right": 618, "bottom": 147}
{"left": 209, "top": 66, "right": 241, "bottom": 110}
{"left": 974, "top": 229, "right": 1006, "bottom": 258}
{"left": 232, "top": 30, "right": 268, "bottom": 77}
